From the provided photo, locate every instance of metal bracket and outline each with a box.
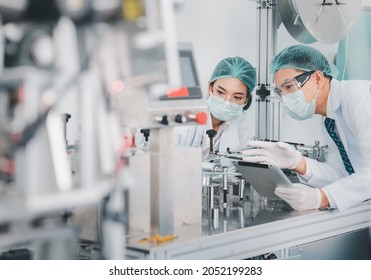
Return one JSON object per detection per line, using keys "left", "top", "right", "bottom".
{"left": 257, "top": 0, "right": 273, "bottom": 10}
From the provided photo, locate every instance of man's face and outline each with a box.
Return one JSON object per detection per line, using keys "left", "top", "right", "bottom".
{"left": 274, "top": 68, "right": 318, "bottom": 102}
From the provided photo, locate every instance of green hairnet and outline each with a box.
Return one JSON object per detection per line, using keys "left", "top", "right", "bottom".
{"left": 210, "top": 57, "right": 256, "bottom": 92}
{"left": 270, "top": 45, "right": 335, "bottom": 77}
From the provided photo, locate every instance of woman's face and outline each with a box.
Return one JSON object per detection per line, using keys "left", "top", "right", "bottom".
{"left": 209, "top": 77, "right": 248, "bottom": 106}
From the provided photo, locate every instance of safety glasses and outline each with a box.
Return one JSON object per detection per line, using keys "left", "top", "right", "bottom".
{"left": 274, "top": 70, "right": 315, "bottom": 96}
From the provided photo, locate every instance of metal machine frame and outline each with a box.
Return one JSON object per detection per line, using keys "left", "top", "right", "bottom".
{"left": 124, "top": 0, "right": 371, "bottom": 260}
{"left": 126, "top": 201, "right": 371, "bottom": 260}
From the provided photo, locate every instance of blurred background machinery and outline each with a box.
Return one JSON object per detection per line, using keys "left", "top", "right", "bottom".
{"left": 0, "top": 0, "right": 209, "bottom": 260}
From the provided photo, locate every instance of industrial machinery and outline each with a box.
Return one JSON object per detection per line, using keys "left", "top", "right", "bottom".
{"left": 124, "top": 0, "right": 371, "bottom": 260}
{"left": 0, "top": 0, "right": 131, "bottom": 259}
{"left": 0, "top": 0, "right": 209, "bottom": 259}
{"left": 0, "top": 0, "right": 370, "bottom": 261}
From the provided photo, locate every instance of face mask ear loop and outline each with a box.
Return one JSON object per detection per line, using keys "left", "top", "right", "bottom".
{"left": 312, "top": 71, "right": 324, "bottom": 101}
{"left": 311, "top": 88, "right": 320, "bottom": 103}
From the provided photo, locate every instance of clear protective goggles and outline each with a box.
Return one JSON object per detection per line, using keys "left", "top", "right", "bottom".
{"left": 273, "top": 70, "right": 315, "bottom": 96}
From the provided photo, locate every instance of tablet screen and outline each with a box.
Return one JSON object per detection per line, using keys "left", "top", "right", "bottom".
{"left": 235, "top": 161, "right": 294, "bottom": 197}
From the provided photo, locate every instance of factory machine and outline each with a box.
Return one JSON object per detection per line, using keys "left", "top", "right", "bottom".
{"left": 0, "top": 0, "right": 139, "bottom": 259}
{"left": 124, "top": 0, "right": 371, "bottom": 260}
{"left": 0, "top": 0, "right": 208, "bottom": 259}
{"left": 0, "top": 0, "right": 370, "bottom": 260}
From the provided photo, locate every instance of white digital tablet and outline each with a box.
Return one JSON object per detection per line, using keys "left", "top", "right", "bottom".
{"left": 234, "top": 161, "right": 294, "bottom": 197}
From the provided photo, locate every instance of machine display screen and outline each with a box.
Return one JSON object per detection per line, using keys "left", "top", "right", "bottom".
{"left": 160, "top": 47, "right": 203, "bottom": 100}
{"left": 180, "top": 55, "right": 197, "bottom": 88}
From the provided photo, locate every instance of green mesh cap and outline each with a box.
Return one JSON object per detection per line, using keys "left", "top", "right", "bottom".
{"left": 270, "top": 45, "right": 335, "bottom": 77}
{"left": 210, "top": 57, "right": 256, "bottom": 92}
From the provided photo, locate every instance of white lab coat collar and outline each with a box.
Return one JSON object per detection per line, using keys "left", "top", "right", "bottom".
{"left": 326, "top": 79, "right": 340, "bottom": 119}
{"left": 202, "top": 110, "right": 232, "bottom": 151}
{"left": 327, "top": 79, "right": 349, "bottom": 151}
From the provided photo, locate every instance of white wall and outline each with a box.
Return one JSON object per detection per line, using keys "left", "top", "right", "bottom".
{"left": 175, "top": 0, "right": 341, "bottom": 146}
{"left": 175, "top": 0, "right": 257, "bottom": 95}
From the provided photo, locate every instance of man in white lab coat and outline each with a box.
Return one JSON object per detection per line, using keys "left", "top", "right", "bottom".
{"left": 242, "top": 45, "right": 371, "bottom": 212}
{"left": 176, "top": 57, "right": 256, "bottom": 164}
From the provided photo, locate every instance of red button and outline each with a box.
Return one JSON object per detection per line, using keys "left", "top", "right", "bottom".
{"left": 194, "top": 112, "right": 207, "bottom": 125}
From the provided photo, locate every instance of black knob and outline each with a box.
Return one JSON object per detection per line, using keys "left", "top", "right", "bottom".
{"left": 206, "top": 129, "right": 217, "bottom": 154}
{"left": 161, "top": 116, "right": 168, "bottom": 125}
{"left": 174, "top": 114, "right": 187, "bottom": 123}
{"left": 140, "top": 129, "right": 150, "bottom": 142}
{"left": 155, "top": 115, "right": 168, "bottom": 125}
{"left": 62, "top": 113, "right": 71, "bottom": 123}
{"left": 206, "top": 129, "right": 217, "bottom": 139}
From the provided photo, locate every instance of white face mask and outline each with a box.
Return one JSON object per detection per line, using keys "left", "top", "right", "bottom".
{"left": 282, "top": 89, "right": 319, "bottom": 120}
{"left": 207, "top": 94, "right": 244, "bottom": 121}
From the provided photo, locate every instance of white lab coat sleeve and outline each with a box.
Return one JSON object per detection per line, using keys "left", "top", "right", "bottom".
{"left": 174, "top": 125, "right": 205, "bottom": 147}
{"left": 298, "top": 157, "right": 348, "bottom": 187}
{"left": 297, "top": 116, "right": 349, "bottom": 186}
{"left": 238, "top": 107, "right": 256, "bottom": 147}
{"left": 323, "top": 81, "right": 371, "bottom": 211}
{"left": 298, "top": 135, "right": 349, "bottom": 187}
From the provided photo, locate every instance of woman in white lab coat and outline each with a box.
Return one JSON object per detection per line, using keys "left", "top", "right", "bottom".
{"left": 176, "top": 57, "right": 256, "bottom": 166}
{"left": 242, "top": 45, "right": 371, "bottom": 212}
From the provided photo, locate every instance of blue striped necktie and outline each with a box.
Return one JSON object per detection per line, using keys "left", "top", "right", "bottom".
{"left": 324, "top": 118, "right": 354, "bottom": 175}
